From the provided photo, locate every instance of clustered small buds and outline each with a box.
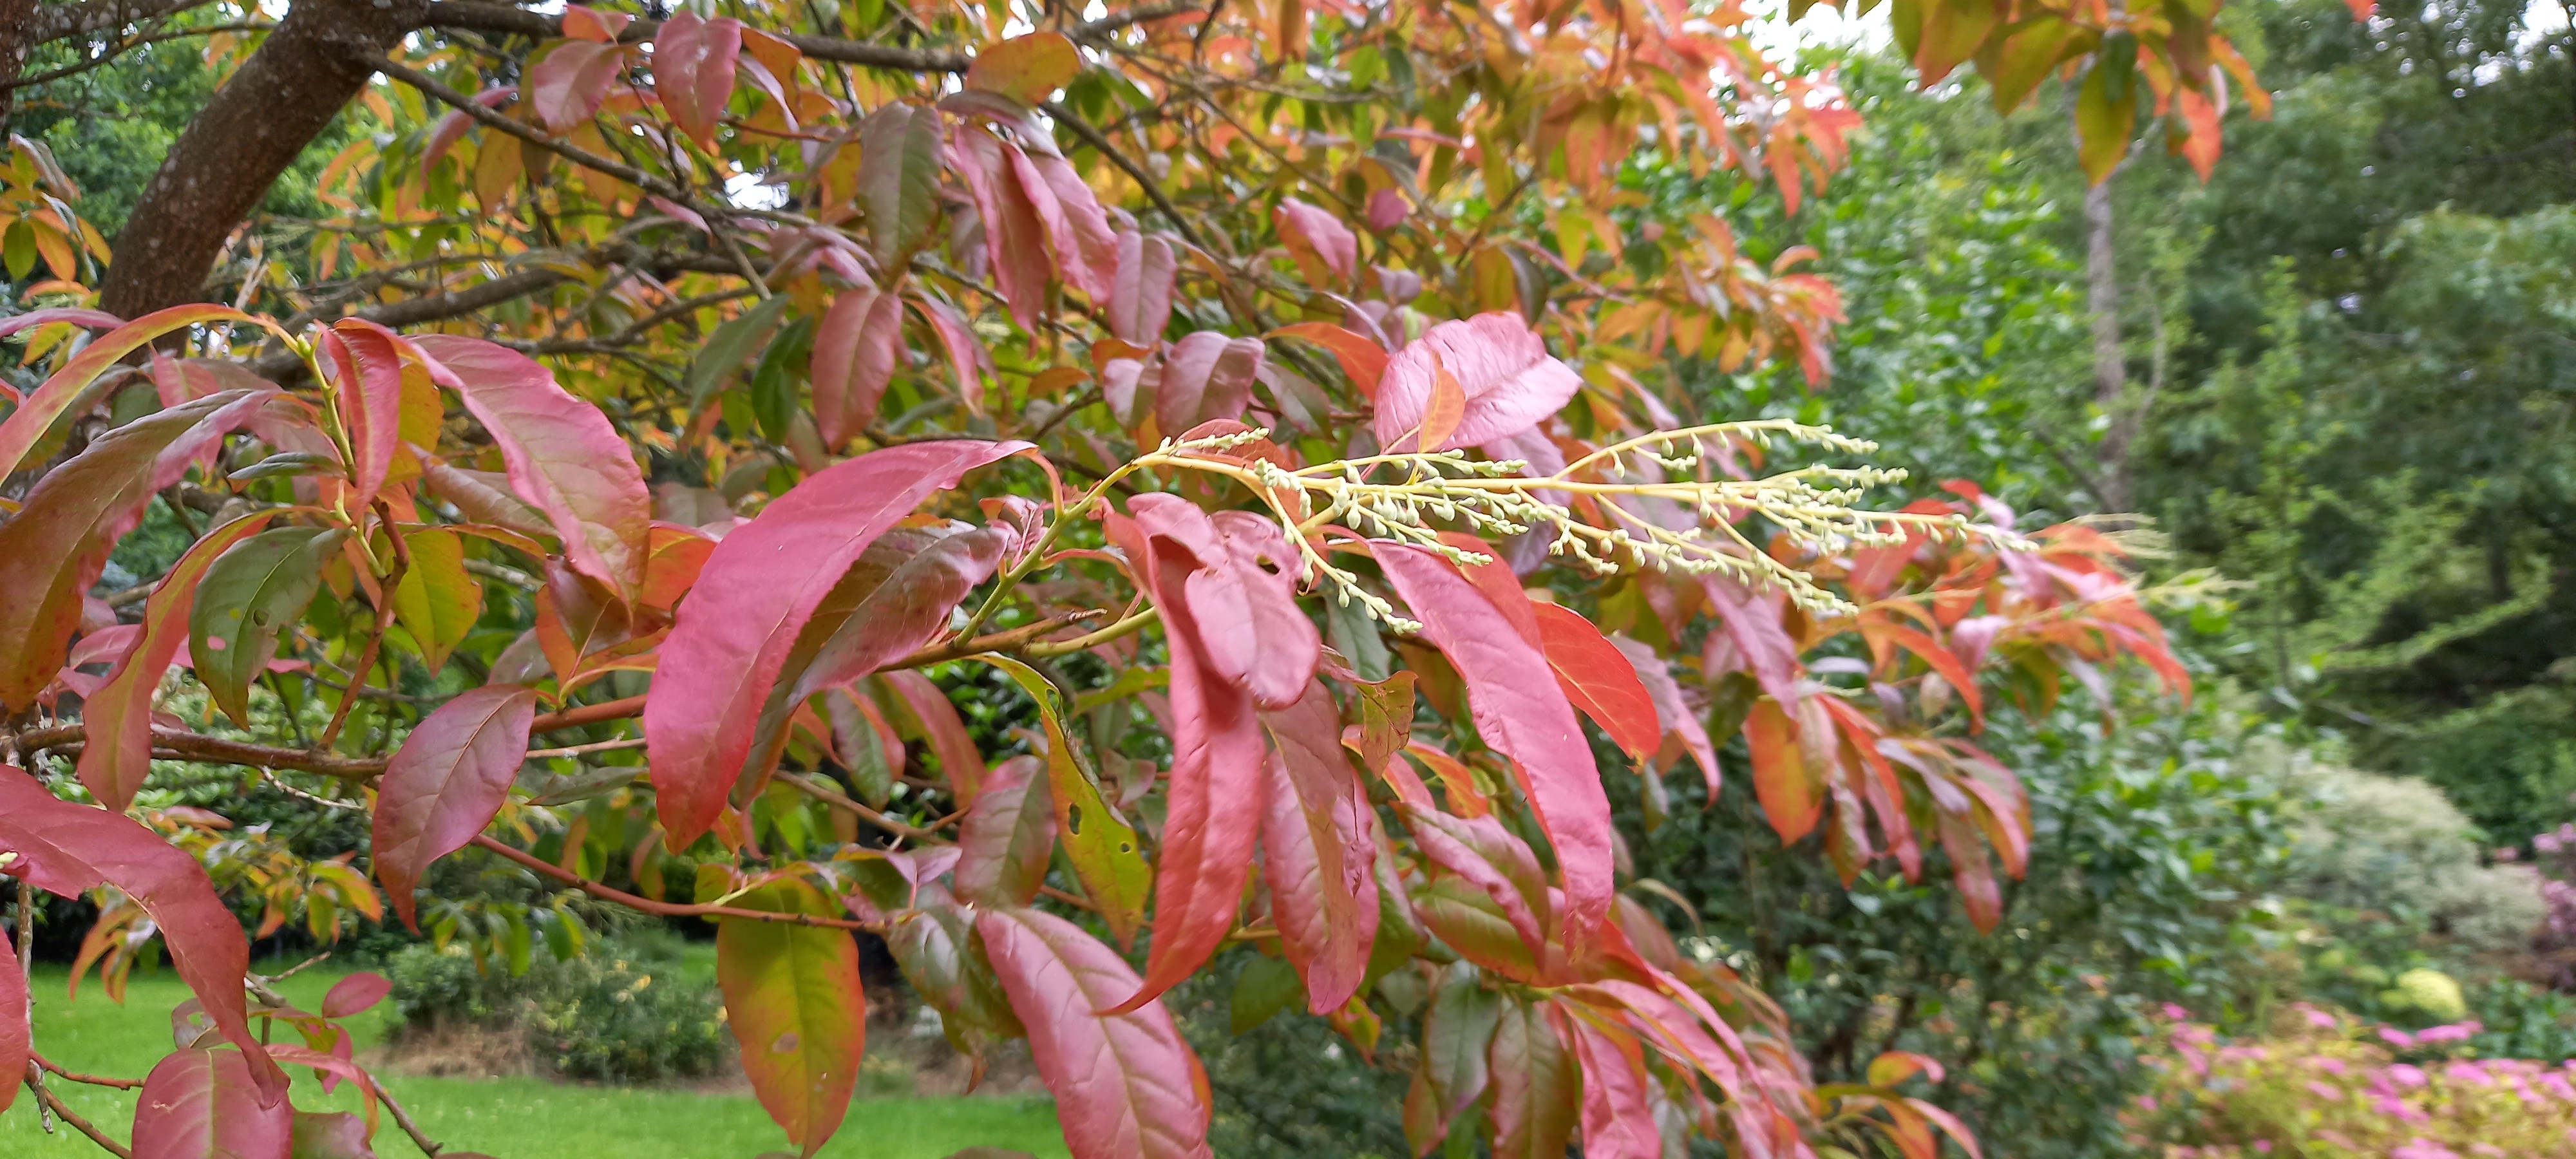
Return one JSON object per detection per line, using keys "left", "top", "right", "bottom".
{"left": 1144, "top": 420, "right": 2025, "bottom": 632}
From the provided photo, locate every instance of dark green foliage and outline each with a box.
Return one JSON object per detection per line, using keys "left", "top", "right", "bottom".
{"left": 385, "top": 930, "right": 730, "bottom": 1084}
{"left": 1633, "top": 693, "right": 2292, "bottom": 1158}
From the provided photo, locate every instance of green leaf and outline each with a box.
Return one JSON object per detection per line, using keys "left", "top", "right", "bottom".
{"left": 390, "top": 527, "right": 484, "bottom": 674}
{"left": 719, "top": 878, "right": 867, "bottom": 1158}
{"left": 977, "top": 654, "right": 1151, "bottom": 950}
{"left": 1423, "top": 962, "right": 1501, "bottom": 1118}
{"left": 2074, "top": 59, "right": 2139, "bottom": 185}
{"left": 1229, "top": 954, "right": 1303, "bottom": 1035}
{"left": 861, "top": 103, "right": 946, "bottom": 272}
{"left": 687, "top": 293, "right": 794, "bottom": 408}
{"left": 190, "top": 526, "right": 347, "bottom": 728}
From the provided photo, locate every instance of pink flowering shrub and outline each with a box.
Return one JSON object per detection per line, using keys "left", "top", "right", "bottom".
{"left": 2127, "top": 1004, "right": 2576, "bottom": 1157}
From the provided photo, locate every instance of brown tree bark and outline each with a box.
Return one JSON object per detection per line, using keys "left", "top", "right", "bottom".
{"left": 97, "top": 0, "right": 427, "bottom": 319}
{"left": 0, "top": 0, "right": 41, "bottom": 127}
{"left": 2085, "top": 174, "right": 2135, "bottom": 512}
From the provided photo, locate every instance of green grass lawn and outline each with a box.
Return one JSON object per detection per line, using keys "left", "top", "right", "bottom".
{"left": 3, "top": 963, "right": 1067, "bottom": 1158}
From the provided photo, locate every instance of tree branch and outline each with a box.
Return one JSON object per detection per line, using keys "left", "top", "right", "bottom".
{"left": 417, "top": 1, "right": 1200, "bottom": 71}
{"left": 469, "top": 834, "right": 882, "bottom": 930}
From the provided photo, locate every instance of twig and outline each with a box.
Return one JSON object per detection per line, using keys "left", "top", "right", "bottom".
{"left": 774, "top": 771, "right": 933, "bottom": 842}
{"left": 261, "top": 769, "right": 362, "bottom": 810}
{"left": 371, "top": 1075, "right": 446, "bottom": 1157}
{"left": 32, "top": 1051, "right": 142, "bottom": 1089}
{"left": 470, "top": 835, "right": 881, "bottom": 930}
{"left": 22, "top": 1066, "right": 132, "bottom": 1158}
{"left": 316, "top": 502, "right": 412, "bottom": 751}
{"left": 522, "top": 736, "right": 648, "bottom": 762}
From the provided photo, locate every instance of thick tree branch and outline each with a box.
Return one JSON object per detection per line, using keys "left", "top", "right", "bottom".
{"left": 99, "top": 0, "right": 430, "bottom": 319}
{"left": 28, "top": 0, "right": 218, "bottom": 44}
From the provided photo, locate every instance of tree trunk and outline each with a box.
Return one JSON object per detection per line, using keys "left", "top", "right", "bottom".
{"left": 2085, "top": 174, "right": 2134, "bottom": 512}
{"left": 0, "top": 0, "right": 39, "bottom": 127}
{"left": 98, "top": 0, "right": 426, "bottom": 319}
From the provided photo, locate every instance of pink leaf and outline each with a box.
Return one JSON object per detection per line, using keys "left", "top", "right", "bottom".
{"left": 131, "top": 1048, "right": 293, "bottom": 1159}
{"left": 1274, "top": 198, "right": 1358, "bottom": 287}
{"left": 1258, "top": 681, "right": 1379, "bottom": 1013}
{"left": 909, "top": 294, "right": 991, "bottom": 413}
{"left": 410, "top": 335, "right": 654, "bottom": 605}
{"left": 1372, "top": 313, "right": 1583, "bottom": 453}
{"left": 976, "top": 907, "right": 1214, "bottom": 1159}
{"left": 790, "top": 528, "right": 1011, "bottom": 701}
{"left": 1101, "top": 498, "right": 1273, "bottom": 1012}
{"left": 654, "top": 14, "right": 742, "bottom": 149}
{"left": 1154, "top": 334, "right": 1265, "bottom": 436}
{"left": 531, "top": 39, "right": 626, "bottom": 131}
{"left": 0, "top": 306, "right": 121, "bottom": 339}
{"left": 419, "top": 87, "right": 516, "bottom": 181}
{"left": 880, "top": 668, "right": 987, "bottom": 802}
{"left": 77, "top": 512, "right": 279, "bottom": 811}
{"left": 319, "top": 320, "right": 406, "bottom": 514}
{"left": 1374, "top": 542, "right": 1613, "bottom": 942}
{"left": 0, "top": 935, "right": 23, "bottom": 1115}
{"left": 644, "top": 441, "right": 1024, "bottom": 848}
{"left": 954, "top": 754, "right": 1056, "bottom": 907}
{"left": 0, "top": 391, "right": 270, "bottom": 711}
{"left": 372, "top": 685, "right": 538, "bottom": 930}
{"left": 0, "top": 303, "right": 249, "bottom": 481}
{"left": 1703, "top": 575, "right": 1804, "bottom": 710}
{"left": 1607, "top": 634, "right": 1721, "bottom": 798}
{"left": 951, "top": 127, "right": 1053, "bottom": 333}
{"left": 1031, "top": 154, "right": 1119, "bottom": 301}
{"left": 321, "top": 972, "right": 393, "bottom": 1019}
{"left": 1110, "top": 229, "right": 1176, "bottom": 346}
{"left": 0, "top": 769, "right": 288, "bottom": 1102}
{"left": 1567, "top": 1017, "right": 1663, "bottom": 1159}
{"left": 810, "top": 281, "right": 907, "bottom": 447}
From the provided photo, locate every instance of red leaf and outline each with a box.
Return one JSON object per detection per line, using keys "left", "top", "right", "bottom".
{"left": 790, "top": 528, "right": 1010, "bottom": 701}
{"left": 0, "top": 390, "right": 270, "bottom": 711}
{"left": 976, "top": 907, "right": 1213, "bottom": 1159}
{"left": 321, "top": 972, "right": 393, "bottom": 1019}
{"left": 719, "top": 880, "right": 867, "bottom": 1157}
{"left": 1274, "top": 198, "right": 1358, "bottom": 287}
{"left": 1111, "top": 229, "right": 1176, "bottom": 346}
{"left": 1257, "top": 681, "right": 1379, "bottom": 1014}
{"left": 0, "top": 769, "right": 287, "bottom": 1102}
{"left": 1269, "top": 321, "right": 1387, "bottom": 398}
{"left": 77, "top": 511, "right": 278, "bottom": 811}
{"left": 131, "top": 1048, "right": 293, "bottom": 1159}
{"left": 1530, "top": 603, "right": 1658, "bottom": 760}
{"left": 1703, "top": 575, "right": 1804, "bottom": 710}
{"left": 643, "top": 440, "right": 1022, "bottom": 848}
{"left": 1154, "top": 333, "right": 1266, "bottom": 435}
{"left": 1489, "top": 1000, "right": 1580, "bottom": 1159}
{"left": 952, "top": 127, "right": 1054, "bottom": 332}
{"left": 1104, "top": 497, "right": 1273, "bottom": 1011}
{"left": 955, "top": 754, "right": 1056, "bottom": 907}
{"left": 1030, "top": 153, "right": 1119, "bottom": 301}
{"left": 1372, "top": 313, "right": 1582, "bottom": 453}
{"left": 1374, "top": 542, "right": 1614, "bottom": 941}
{"left": 1414, "top": 352, "right": 1468, "bottom": 455}
{"left": 1567, "top": 1016, "right": 1663, "bottom": 1159}
{"left": 810, "top": 281, "right": 907, "bottom": 447}
{"left": 531, "top": 39, "right": 625, "bottom": 131}
{"left": 410, "top": 335, "right": 652, "bottom": 604}
{"left": 654, "top": 14, "right": 742, "bottom": 148}
{"left": 1744, "top": 699, "right": 1821, "bottom": 845}
{"left": 965, "top": 31, "right": 1081, "bottom": 104}
{"left": 372, "top": 685, "right": 536, "bottom": 930}
{"left": 0, "top": 303, "right": 249, "bottom": 480}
